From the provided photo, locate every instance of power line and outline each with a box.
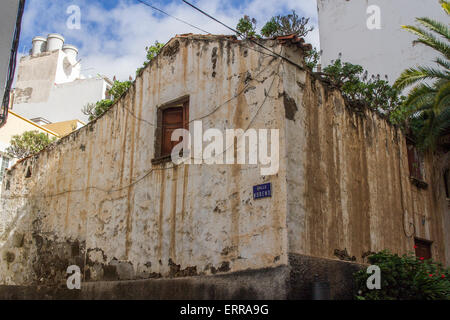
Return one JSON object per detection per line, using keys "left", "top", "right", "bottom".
{"left": 135, "top": 0, "right": 210, "bottom": 34}
{"left": 117, "top": 53, "right": 278, "bottom": 128}
{"left": 181, "top": 0, "right": 305, "bottom": 70}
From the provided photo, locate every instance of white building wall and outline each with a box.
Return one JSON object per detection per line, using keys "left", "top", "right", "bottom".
{"left": 12, "top": 34, "right": 111, "bottom": 124}
{"left": 13, "top": 77, "right": 108, "bottom": 123}
{"left": 317, "top": 0, "right": 448, "bottom": 83}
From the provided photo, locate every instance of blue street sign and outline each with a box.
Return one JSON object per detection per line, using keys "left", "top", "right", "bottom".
{"left": 253, "top": 183, "right": 272, "bottom": 200}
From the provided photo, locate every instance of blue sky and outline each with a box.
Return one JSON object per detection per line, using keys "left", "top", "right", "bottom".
{"left": 19, "top": 0, "right": 319, "bottom": 80}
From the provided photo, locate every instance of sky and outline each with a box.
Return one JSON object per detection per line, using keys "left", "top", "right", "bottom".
{"left": 18, "top": 0, "right": 320, "bottom": 81}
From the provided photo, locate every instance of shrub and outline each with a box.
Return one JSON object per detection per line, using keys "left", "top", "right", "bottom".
{"left": 354, "top": 250, "right": 450, "bottom": 300}
{"left": 322, "top": 58, "right": 404, "bottom": 114}
{"left": 6, "top": 131, "right": 57, "bottom": 159}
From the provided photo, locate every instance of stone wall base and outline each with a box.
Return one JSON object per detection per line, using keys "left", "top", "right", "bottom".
{"left": 0, "top": 254, "right": 364, "bottom": 300}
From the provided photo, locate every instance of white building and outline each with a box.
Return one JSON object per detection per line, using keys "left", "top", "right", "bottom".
{"left": 317, "top": 0, "right": 448, "bottom": 83}
{"left": 11, "top": 33, "right": 113, "bottom": 123}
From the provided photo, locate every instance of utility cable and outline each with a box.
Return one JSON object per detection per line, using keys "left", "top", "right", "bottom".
{"left": 181, "top": 0, "right": 305, "bottom": 70}
{"left": 135, "top": 0, "right": 210, "bottom": 34}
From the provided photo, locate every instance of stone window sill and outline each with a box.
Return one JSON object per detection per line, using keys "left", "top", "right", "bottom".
{"left": 151, "top": 155, "right": 172, "bottom": 165}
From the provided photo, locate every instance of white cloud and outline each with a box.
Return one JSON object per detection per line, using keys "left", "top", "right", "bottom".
{"left": 20, "top": 0, "right": 320, "bottom": 81}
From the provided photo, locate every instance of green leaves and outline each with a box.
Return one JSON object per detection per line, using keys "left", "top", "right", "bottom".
{"left": 392, "top": 0, "right": 449, "bottom": 151}
{"left": 136, "top": 41, "right": 164, "bottom": 76}
{"left": 82, "top": 40, "right": 163, "bottom": 122}
{"left": 260, "top": 11, "right": 313, "bottom": 38}
{"left": 82, "top": 80, "right": 131, "bottom": 121}
{"left": 354, "top": 250, "right": 450, "bottom": 300}
{"left": 305, "top": 47, "right": 320, "bottom": 70}
{"left": 6, "top": 131, "right": 56, "bottom": 159}
{"left": 236, "top": 15, "right": 258, "bottom": 39}
{"left": 236, "top": 11, "right": 313, "bottom": 40}
{"left": 108, "top": 80, "right": 132, "bottom": 99}
{"left": 322, "top": 58, "right": 404, "bottom": 113}
{"left": 260, "top": 19, "right": 279, "bottom": 38}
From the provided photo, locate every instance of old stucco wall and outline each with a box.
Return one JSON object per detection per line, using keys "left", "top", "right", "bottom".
{"left": 0, "top": 36, "right": 289, "bottom": 286}
{"left": 285, "top": 64, "right": 449, "bottom": 265}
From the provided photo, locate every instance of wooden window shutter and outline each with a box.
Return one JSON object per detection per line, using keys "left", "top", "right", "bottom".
{"left": 162, "top": 107, "right": 183, "bottom": 157}
{"left": 160, "top": 101, "right": 189, "bottom": 157}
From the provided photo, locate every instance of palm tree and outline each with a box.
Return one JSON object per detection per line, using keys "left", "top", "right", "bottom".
{"left": 394, "top": 0, "right": 450, "bottom": 150}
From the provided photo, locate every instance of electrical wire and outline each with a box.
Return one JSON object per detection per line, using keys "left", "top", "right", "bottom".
{"left": 117, "top": 52, "right": 278, "bottom": 128}
{"left": 181, "top": 0, "right": 304, "bottom": 70}
{"left": 135, "top": 0, "right": 304, "bottom": 70}
{"left": 135, "top": 0, "right": 210, "bottom": 34}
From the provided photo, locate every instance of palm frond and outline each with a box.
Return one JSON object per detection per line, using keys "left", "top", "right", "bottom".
{"left": 402, "top": 25, "right": 450, "bottom": 59}
{"left": 440, "top": 0, "right": 450, "bottom": 15}
{"left": 436, "top": 57, "right": 450, "bottom": 69}
{"left": 416, "top": 17, "right": 450, "bottom": 40}
{"left": 434, "top": 80, "right": 450, "bottom": 113}
{"left": 394, "top": 66, "right": 449, "bottom": 89}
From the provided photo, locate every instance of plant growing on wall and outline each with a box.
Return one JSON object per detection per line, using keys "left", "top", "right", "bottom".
{"left": 260, "top": 10, "right": 313, "bottom": 38}
{"left": 236, "top": 12, "right": 318, "bottom": 69}
{"left": 82, "top": 80, "right": 131, "bottom": 121}
{"left": 354, "top": 250, "right": 450, "bottom": 300}
{"left": 136, "top": 40, "right": 165, "bottom": 76}
{"left": 6, "top": 130, "right": 56, "bottom": 159}
{"left": 83, "top": 40, "right": 165, "bottom": 121}
{"left": 322, "top": 58, "right": 404, "bottom": 113}
{"left": 304, "top": 47, "right": 320, "bottom": 70}
{"left": 236, "top": 15, "right": 258, "bottom": 39}
{"left": 236, "top": 11, "right": 314, "bottom": 40}
{"left": 392, "top": 0, "right": 449, "bottom": 151}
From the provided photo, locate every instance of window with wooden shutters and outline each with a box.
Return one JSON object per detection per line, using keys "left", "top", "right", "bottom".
{"left": 162, "top": 107, "right": 183, "bottom": 156}
{"left": 154, "top": 98, "right": 189, "bottom": 162}
{"left": 406, "top": 140, "right": 425, "bottom": 182}
{"left": 414, "top": 238, "right": 432, "bottom": 260}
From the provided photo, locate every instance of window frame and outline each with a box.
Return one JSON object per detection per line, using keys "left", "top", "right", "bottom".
{"left": 153, "top": 96, "right": 189, "bottom": 163}
{"left": 406, "top": 138, "right": 427, "bottom": 188}
{"left": 414, "top": 237, "right": 433, "bottom": 260}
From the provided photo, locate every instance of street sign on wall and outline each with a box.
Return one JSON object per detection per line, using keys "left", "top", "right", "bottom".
{"left": 253, "top": 183, "right": 272, "bottom": 200}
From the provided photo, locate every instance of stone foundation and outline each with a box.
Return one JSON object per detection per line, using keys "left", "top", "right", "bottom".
{"left": 0, "top": 254, "right": 364, "bottom": 300}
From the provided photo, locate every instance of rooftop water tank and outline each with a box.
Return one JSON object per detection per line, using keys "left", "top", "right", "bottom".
{"left": 31, "top": 36, "right": 47, "bottom": 56}
{"left": 46, "top": 33, "right": 65, "bottom": 51}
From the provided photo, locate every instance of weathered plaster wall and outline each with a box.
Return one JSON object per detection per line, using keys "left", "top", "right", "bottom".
{"left": 14, "top": 51, "right": 59, "bottom": 104}
{"left": 285, "top": 64, "right": 449, "bottom": 265}
{"left": 0, "top": 36, "right": 289, "bottom": 286}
